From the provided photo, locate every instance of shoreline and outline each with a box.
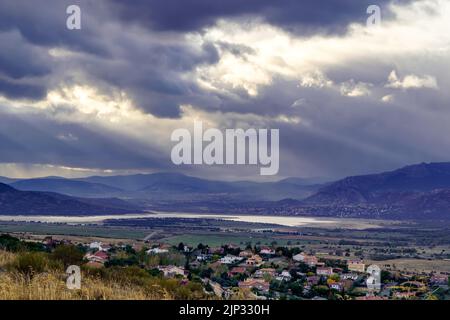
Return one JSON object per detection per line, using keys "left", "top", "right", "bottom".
{"left": 0, "top": 212, "right": 395, "bottom": 229}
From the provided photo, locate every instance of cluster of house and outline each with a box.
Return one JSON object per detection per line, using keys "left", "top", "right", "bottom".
{"left": 40, "top": 237, "right": 450, "bottom": 300}
{"left": 191, "top": 247, "right": 449, "bottom": 299}
{"left": 185, "top": 247, "right": 374, "bottom": 297}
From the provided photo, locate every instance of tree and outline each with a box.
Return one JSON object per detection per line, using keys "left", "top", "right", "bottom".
{"left": 381, "top": 270, "right": 392, "bottom": 283}
{"left": 329, "top": 274, "right": 340, "bottom": 282}
{"left": 51, "top": 244, "right": 84, "bottom": 267}
{"left": 290, "top": 282, "right": 303, "bottom": 296}
{"left": 313, "top": 285, "right": 329, "bottom": 296}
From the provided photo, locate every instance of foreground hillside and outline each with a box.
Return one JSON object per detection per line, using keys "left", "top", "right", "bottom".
{"left": 0, "top": 238, "right": 210, "bottom": 300}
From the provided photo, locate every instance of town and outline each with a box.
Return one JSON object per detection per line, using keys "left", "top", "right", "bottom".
{"left": 1, "top": 233, "right": 448, "bottom": 300}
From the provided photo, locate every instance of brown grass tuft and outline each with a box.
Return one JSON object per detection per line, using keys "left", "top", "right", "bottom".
{"left": 0, "top": 270, "right": 173, "bottom": 300}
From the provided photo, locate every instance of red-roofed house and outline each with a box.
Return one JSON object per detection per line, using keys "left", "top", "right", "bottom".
{"left": 316, "top": 267, "right": 334, "bottom": 276}
{"left": 85, "top": 251, "right": 109, "bottom": 264}
{"left": 260, "top": 247, "right": 275, "bottom": 255}
{"left": 229, "top": 266, "right": 247, "bottom": 276}
{"left": 238, "top": 278, "right": 270, "bottom": 293}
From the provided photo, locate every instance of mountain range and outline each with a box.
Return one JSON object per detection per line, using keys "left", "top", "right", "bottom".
{"left": 305, "top": 162, "right": 450, "bottom": 205}
{"left": 298, "top": 162, "right": 450, "bottom": 219}
{"left": 6, "top": 173, "right": 323, "bottom": 202}
{"left": 0, "top": 182, "right": 141, "bottom": 215}
{"left": 1, "top": 162, "right": 450, "bottom": 219}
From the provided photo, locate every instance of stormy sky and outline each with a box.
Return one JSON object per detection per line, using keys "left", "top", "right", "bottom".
{"left": 0, "top": 0, "right": 449, "bottom": 181}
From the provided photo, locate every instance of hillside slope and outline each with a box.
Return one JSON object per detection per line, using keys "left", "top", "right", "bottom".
{"left": 0, "top": 183, "right": 140, "bottom": 215}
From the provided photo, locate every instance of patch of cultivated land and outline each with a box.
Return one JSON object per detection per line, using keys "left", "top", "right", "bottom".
{"left": 3, "top": 217, "right": 450, "bottom": 276}
{"left": 160, "top": 233, "right": 292, "bottom": 247}
{"left": 367, "top": 258, "right": 450, "bottom": 273}
{"left": 0, "top": 222, "right": 148, "bottom": 240}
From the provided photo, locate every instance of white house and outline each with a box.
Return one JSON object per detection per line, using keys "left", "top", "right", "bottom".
{"left": 260, "top": 247, "right": 275, "bottom": 255}
{"left": 293, "top": 253, "right": 306, "bottom": 262}
{"left": 341, "top": 273, "right": 359, "bottom": 281}
{"left": 157, "top": 265, "right": 185, "bottom": 277}
{"left": 347, "top": 260, "right": 365, "bottom": 273}
{"left": 293, "top": 253, "right": 318, "bottom": 266}
{"left": 146, "top": 248, "right": 169, "bottom": 254}
{"left": 330, "top": 282, "right": 343, "bottom": 291}
{"left": 219, "top": 255, "right": 243, "bottom": 264}
{"left": 316, "top": 267, "right": 334, "bottom": 276}
{"left": 89, "top": 242, "right": 102, "bottom": 250}
{"left": 196, "top": 254, "right": 211, "bottom": 261}
{"left": 276, "top": 270, "right": 292, "bottom": 282}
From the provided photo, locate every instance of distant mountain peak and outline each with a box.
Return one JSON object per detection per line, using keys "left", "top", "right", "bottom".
{"left": 302, "top": 161, "right": 450, "bottom": 219}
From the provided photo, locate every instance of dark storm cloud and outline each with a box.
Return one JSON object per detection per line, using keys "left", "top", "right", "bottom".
{"left": 0, "top": 109, "right": 169, "bottom": 170}
{"left": 0, "top": 79, "right": 47, "bottom": 99}
{"left": 0, "top": 0, "right": 412, "bottom": 116}
{"left": 110, "top": 0, "right": 407, "bottom": 34}
{"left": 0, "top": 0, "right": 447, "bottom": 180}
{"left": 0, "top": 31, "right": 51, "bottom": 79}
{"left": 0, "top": 0, "right": 221, "bottom": 117}
{"left": 0, "top": 0, "right": 403, "bottom": 117}
{"left": 82, "top": 38, "right": 219, "bottom": 117}
{"left": 0, "top": 0, "right": 108, "bottom": 101}
{"left": 0, "top": 30, "right": 51, "bottom": 99}
{"left": 0, "top": 0, "right": 108, "bottom": 56}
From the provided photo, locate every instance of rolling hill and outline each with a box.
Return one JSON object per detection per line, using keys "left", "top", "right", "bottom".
{"left": 3, "top": 162, "right": 450, "bottom": 220}
{"left": 11, "top": 178, "right": 124, "bottom": 198}
{"left": 76, "top": 173, "right": 321, "bottom": 201}
{"left": 305, "top": 162, "right": 450, "bottom": 205}
{"left": 300, "top": 162, "right": 450, "bottom": 219}
{"left": 0, "top": 183, "right": 141, "bottom": 215}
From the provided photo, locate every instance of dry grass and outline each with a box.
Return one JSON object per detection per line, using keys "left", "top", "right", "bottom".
{"left": 0, "top": 250, "right": 16, "bottom": 268}
{"left": 0, "top": 271, "right": 173, "bottom": 300}
{"left": 0, "top": 250, "right": 172, "bottom": 300}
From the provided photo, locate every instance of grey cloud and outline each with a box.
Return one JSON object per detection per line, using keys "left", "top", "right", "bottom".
{"left": 0, "top": 78, "right": 47, "bottom": 99}
{"left": 0, "top": 109, "right": 170, "bottom": 171}
{"left": 110, "top": 0, "right": 409, "bottom": 35}
{"left": 0, "top": 0, "right": 109, "bottom": 56}
{"left": 0, "top": 31, "right": 51, "bottom": 79}
{"left": 0, "top": 0, "right": 448, "bottom": 180}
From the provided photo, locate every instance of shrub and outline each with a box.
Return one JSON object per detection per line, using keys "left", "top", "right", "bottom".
{"left": 0, "top": 234, "right": 46, "bottom": 252}
{"left": 50, "top": 245, "right": 84, "bottom": 267}
{"left": 8, "top": 252, "right": 49, "bottom": 278}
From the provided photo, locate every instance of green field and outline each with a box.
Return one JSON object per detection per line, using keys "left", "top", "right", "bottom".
{"left": 160, "top": 233, "right": 292, "bottom": 247}
{"left": 0, "top": 222, "right": 148, "bottom": 240}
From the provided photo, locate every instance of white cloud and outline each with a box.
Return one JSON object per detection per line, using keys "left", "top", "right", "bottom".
{"left": 381, "top": 94, "right": 394, "bottom": 103}
{"left": 56, "top": 133, "right": 78, "bottom": 142}
{"left": 386, "top": 70, "right": 438, "bottom": 89}
{"left": 193, "top": 0, "right": 449, "bottom": 97}
{"left": 299, "top": 71, "right": 333, "bottom": 89}
{"left": 0, "top": 163, "right": 117, "bottom": 179}
{"left": 1, "top": 84, "right": 296, "bottom": 159}
{"left": 340, "top": 80, "right": 372, "bottom": 97}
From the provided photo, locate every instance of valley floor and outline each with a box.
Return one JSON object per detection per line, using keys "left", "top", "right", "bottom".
{"left": 1, "top": 214, "right": 450, "bottom": 300}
